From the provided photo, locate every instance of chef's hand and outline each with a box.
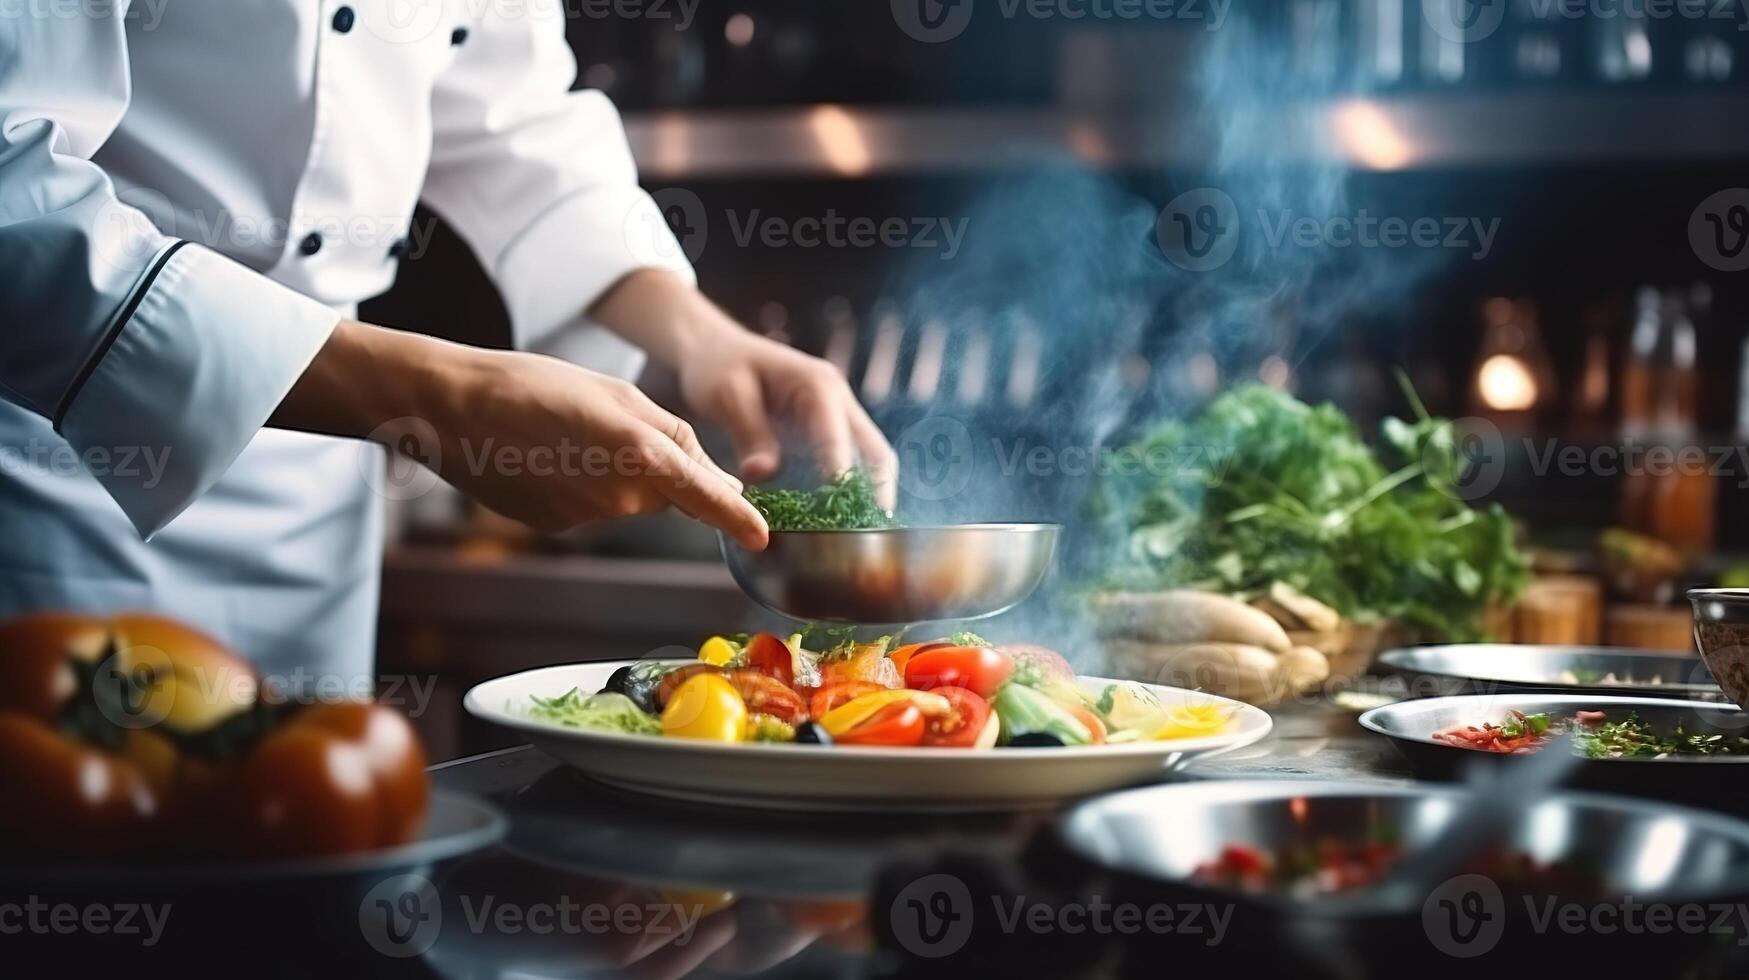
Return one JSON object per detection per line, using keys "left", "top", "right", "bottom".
{"left": 589, "top": 271, "right": 898, "bottom": 509}
{"left": 272, "top": 320, "right": 770, "bottom": 549}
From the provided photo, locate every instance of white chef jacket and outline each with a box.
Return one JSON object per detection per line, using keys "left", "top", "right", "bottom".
{"left": 0, "top": 1, "right": 692, "bottom": 683}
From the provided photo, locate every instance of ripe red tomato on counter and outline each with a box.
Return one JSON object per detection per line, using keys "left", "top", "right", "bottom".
{"left": 0, "top": 610, "right": 431, "bottom": 863}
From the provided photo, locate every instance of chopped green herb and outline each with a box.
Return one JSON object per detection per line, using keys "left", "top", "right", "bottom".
{"left": 1575, "top": 712, "right": 1749, "bottom": 758}
{"left": 744, "top": 470, "right": 895, "bottom": 531}
{"left": 528, "top": 690, "right": 660, "bottom": 735}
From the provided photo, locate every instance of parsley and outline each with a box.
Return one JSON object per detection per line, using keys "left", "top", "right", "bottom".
{"left": 744, "top": 470, "right": 895, "bottom": 531}
{"left": 1091, "top": 377, "right": 1529, "bottom": 641}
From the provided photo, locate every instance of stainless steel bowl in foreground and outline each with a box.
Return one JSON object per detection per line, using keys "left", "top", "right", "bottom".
{"left": 721, "top": 523, "right": 1061, "bottom": 623}
{"left": 1057, "top": 780, "right": 1749, "bottom": 976}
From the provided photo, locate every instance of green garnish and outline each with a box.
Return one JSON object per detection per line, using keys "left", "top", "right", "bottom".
{"left": 1500, "top": 712, "right": 1551, "bottom": 739}
{"left": 528, "top": 690, "right": 660, "bottom": 735}
{"left": 744, "top": 470, "right": 895, "bottom": 531}
{"left": 1574, "top": 712, "right": 1749, "bottom": 758}
{"left": 1090, "top": 377, "right": 1529, "bottom": 642}
{"left": 947, "top": 631, "right": 992, "bottom": 648}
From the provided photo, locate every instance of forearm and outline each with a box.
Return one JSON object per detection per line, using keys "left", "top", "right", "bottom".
{"left": 269, "top": 319, "right": 482, "bottom": 444}
{"left": 586, "top": 269, "right": 746, "bottom": 368}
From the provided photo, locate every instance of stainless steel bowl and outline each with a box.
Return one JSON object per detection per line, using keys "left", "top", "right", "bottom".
{"left": 1058, "top": 780, "right": 1749, "bottom": 976}
{"left": 1377, "top": 643, "right": 1724, "bottom": 700}
{"left": 720, "top": 523, "right": 1060, "bottom": 624}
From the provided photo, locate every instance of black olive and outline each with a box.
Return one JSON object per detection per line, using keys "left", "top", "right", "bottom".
{"left": 1007, "top": 732, "right": 1065, "bottom": 748}
{"left": 602, "top": 665, "right": 635, "bottom": 697}
{"left": 601, "top": 663, "right": 665, "bottom": 715}
{"left": 794, "top": 721, "right": 833, "bottom": 745}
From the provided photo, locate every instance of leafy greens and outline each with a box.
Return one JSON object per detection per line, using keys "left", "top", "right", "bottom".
{"left": 744, "top": 470, "right": 894, "bottom": 531}
{"left": 1092, "top": 380, "right": 1527, "bottom": 641}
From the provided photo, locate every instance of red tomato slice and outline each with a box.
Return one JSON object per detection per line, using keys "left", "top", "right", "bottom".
{"left": 725, "top": 670, "right": 809, "bottom": 725}
{"left": 835, "top": 701, "right": 925, "bottom": 747}
{"left": 742, "top": 633, "right": 795, "bottom": 688}
{"left": 920, "top": 686, "right": 993, "bottom": 748}
{"left": 903, "top": 646, "right": 1014, "bottom": 698}
{"left": 887, "top": 642, "right": 948, "bottom": 676}
{"left": 809, "top": 681, "right": 885, "bottom": 720}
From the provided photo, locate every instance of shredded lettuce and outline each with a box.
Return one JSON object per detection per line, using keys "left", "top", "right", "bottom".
{"left": 528, "top": 690, "right": 659, "bottom": 735}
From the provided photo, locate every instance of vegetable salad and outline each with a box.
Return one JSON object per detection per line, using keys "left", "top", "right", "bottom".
{"left": 529, "top": 632, "right": 1231, "bottom": 749}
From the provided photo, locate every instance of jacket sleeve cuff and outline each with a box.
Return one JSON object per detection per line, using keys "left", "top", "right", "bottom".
{"left": 57, "top": 242, "right": 341, "bottom": 538}
{"left": 492, "top": 182, "right": 697, "bottom": 354}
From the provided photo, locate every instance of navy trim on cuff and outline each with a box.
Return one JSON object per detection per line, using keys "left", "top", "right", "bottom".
{"left": 53, "top": 240, "right": 192, "bottom": 433}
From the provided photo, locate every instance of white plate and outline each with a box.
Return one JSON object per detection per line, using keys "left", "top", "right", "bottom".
{"left": 464, "top": 661, "right": 1274, "bottom": 810}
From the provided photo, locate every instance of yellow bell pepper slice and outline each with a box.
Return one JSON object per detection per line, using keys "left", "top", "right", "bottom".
{"left": 697, "top": 635, "right": 739, "bottom": 667}
{"left": 819, "top": 690, "right": 950, "bottom": 736}
{"left": 1152, "top": 703, "right": 1231, "bottom": 741}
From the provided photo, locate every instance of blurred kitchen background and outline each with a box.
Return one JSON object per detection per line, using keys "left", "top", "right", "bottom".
{"left": 362, "top": 1, "right": 1749, "bottom": 756}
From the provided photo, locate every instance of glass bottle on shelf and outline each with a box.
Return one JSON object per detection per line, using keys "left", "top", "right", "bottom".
{"left": 1620, "top": 288, "right": 1713, "bottom": 551}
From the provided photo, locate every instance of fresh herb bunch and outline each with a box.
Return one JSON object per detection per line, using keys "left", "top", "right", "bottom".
{"left": 1091, "top": 377, "right": 1528, "bottom": 641}
{"left": 744, "top": 470, "right": 895, "bottom": 531}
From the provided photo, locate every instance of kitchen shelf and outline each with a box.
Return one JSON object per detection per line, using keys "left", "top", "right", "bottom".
{"left": 622, "top": 91, "right": 1749, "bottom": 179}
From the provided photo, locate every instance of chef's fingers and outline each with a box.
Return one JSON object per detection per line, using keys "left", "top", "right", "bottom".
{"left": 794, "top": 381, "right": 857, "bottom": 482}
{"left": 847, "top": 405, "right": 898, "bottom": 511}
{"left": 712, "top": 371, "right": 783, "bottom": 482}
{"left": 640, "top": 431, "right": 769, "bottom": 551}
{"left": 612, "top": 379, "right": 743, "bottom": 492}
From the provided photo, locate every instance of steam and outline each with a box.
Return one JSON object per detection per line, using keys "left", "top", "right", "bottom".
{"left": 881, "top": 14, "right": 1457, "bottom": 665}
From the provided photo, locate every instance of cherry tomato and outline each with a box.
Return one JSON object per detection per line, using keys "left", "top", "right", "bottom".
{"left": 724, "top": 669, "right": 809, "bottom": 725}
{"left": 835, "top": 701, "right": 925, "bottom": 747}
{"left": 818, "top": 690, "right": 949, "bottom": 736}
{"left": 741, "top": 632, "right": 795, "bottom": 688}
{"left": 809, "top": 681, "right": 884, "bottom": 719}
{"left": 920, "top": 686, "right": 993, "bottom": 748}
{"left": 1001, "top": 643, "right": 1074, "bottom": 681}
{"left": 903, "top": 646, "right": 1014, "bottom": 698}
{"left": 886, "top": 642, "right": 948, "bottom": 676}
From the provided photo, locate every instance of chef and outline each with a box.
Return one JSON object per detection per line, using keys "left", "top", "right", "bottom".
{"left": 0, "top": 3, "right": 895, "bottom": 685}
